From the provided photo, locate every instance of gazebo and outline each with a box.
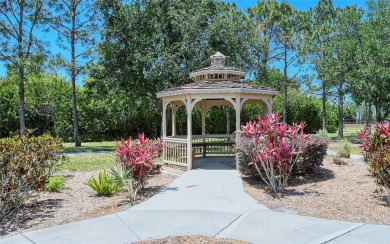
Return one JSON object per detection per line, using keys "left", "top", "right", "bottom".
{"left": 157, "top": 52, "right": 278, "bottom": 170}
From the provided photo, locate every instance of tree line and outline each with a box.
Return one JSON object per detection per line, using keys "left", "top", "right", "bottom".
{"left": 0, "top": 0, "right": 389, "bottom": 144}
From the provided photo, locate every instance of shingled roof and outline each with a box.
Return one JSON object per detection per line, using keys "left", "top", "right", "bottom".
{"left": 160, "top": 80, "right": 277, "bottom": 93}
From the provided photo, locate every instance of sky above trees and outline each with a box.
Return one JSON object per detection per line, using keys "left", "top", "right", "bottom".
{"left": 0, "top": 0, "right": 368, "bottom": 79}
{"left": 226, "top": 0, "right": 366, "bottom": 11}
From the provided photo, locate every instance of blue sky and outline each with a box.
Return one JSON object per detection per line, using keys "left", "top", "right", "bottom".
{"left": 0, "top": 0, "right": 367, "bottom": 82}
{"left": 226, "top": 0, "right": 366, "bottom": 11}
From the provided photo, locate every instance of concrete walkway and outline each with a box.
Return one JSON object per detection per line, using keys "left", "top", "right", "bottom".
{"left": 2, "top": 157, "right": 390, "bottom": 244}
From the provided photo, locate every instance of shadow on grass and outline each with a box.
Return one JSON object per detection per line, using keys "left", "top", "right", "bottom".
{"left": 0, "top": 198, "right": 64, "bottom": 236}
{"left": 63, "top": 146, "right": 115, "bottom": 154}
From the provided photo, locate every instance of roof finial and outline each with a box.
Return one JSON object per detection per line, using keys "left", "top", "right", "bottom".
{"left": 210, "top": 51, "right": 226, "bottom": 66}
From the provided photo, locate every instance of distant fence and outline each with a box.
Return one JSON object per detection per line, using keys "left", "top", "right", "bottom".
{"left": 342, "top": 119, "right": 378, "bottom": 135}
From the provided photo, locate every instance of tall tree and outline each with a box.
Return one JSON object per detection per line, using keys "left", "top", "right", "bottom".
{"left": 0, "top": 0, "right": 47, "bottom": 132}
{"left": 304, "top": 0, "right": 337, "bottom": 131}
{"left": 273, "top": 2, "right": 304, "bottom": 123}
{"left": 48, "top": 0, "right": 99, "bottom": 146}
{"left": 351, "top": 0, "right": 390, "bottom": 122}
{"left": 325, "top": 6, "right": 362, "bottom": 137}
{"left": 247, "top": 0, "right": 283, "bottom": 87}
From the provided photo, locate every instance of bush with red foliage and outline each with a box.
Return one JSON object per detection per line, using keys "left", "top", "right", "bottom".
{"left": 238, "top": 113, "right": 308, "bottom": 193}
{"left": 115, "top": 133, "right": 162, "bottom": 187}
{"left": 358, "top": 122, "right": 390, "bottom": 203}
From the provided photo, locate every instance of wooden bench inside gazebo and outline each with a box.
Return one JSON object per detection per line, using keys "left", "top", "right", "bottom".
{"left": 157, "top": 52, "right": 277, "bottom": 170}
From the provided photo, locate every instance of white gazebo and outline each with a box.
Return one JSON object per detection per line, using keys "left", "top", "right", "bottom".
{"left": 157, "top": 52, "right": 278, "bottom": 170}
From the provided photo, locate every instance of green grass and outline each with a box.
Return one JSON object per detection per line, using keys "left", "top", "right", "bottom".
{"left": 59, "top": 153, "right": 163, "bottom": 172}
{"left": 63, "top": 141, "right": 116, "bottom": 153}
{"left": 329, "top": 145, "right": 361, "bottom": 155}
{"left": 59, "top": 153, "right": 116, "bottom": 172}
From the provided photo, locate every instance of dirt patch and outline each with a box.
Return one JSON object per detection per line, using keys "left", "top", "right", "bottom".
{"left": 0, "top": 171, "right": 177, "bottom": 238}
{"left": 135, "top": 235, "right": 249, "bottom": 244}
{"left": 243, "top": 158, "right": 390, "bottom": 224}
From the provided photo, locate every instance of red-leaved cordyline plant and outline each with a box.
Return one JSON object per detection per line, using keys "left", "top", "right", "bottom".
{"left": 115, "top": 133, "right": 163, "bottom": 187}
{"left": 358, "top": 122, "right": 390, "bottom": 203}
{"left": 238, "top": 113, "right": 308, "bottom": 193}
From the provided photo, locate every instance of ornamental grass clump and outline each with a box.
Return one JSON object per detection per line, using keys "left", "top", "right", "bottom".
{"left": 238, "top": 113, "right": 308, "bottom": 193}
{"left": 358, "top": 122, "right": 390, "bottom": 203}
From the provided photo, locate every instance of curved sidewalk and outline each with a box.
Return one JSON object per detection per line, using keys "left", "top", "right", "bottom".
{"left": 2, "top": 159, "right": 389, "bottom": 244}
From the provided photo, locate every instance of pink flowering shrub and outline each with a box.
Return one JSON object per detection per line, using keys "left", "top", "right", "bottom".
{"left": 238, "top": 113, "right": 308, "bottom": 193}
{"left": 358, "top": 122, "right": 390, "bottom": 203}
{"left": 115, "top": 133, "right": 163, "bottom": 187}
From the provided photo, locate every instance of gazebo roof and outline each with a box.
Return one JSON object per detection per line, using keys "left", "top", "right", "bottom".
{"left": 157, "top": 80, "right": 278, "bottom": 97}
{"left": 157, "top": 51, "right": 278, "bottom": 98}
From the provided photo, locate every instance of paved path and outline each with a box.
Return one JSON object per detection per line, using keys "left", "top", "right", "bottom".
{"left": 2, "top": 158, "right": 390, "bottom": 244}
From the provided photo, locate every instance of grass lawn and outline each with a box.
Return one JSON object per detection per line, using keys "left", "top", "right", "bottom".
{"left": 328, "top": 144, "right": 361, "bottom": 155}
{"left": 62, "top": 141, "right": 116, "bottom": 153}
{"left": 59, "top": 153, "right": 116, "bottom": 171}
{"left": 59, "top": 153, "right": 163, "bottom": 172}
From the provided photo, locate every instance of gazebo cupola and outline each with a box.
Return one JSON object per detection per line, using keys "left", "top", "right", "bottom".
{"left": 190, "top": 52, "right": 246, "bottom": 82}
{"left": 157, "top": 51, "right": 278, "bottom": 170}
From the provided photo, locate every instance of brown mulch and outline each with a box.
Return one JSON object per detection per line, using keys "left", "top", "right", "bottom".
{"left": 0, "top": 171, "right": 177, "bottom": 238}
{"left": 135, "top": 235, "right": 249, "bottom": 244}
{"left": 243, "top": 157, "right": 390, "bottom": 225}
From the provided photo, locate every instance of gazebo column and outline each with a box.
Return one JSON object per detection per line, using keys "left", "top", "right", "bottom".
{"left": 186, "top": 96, "right": 193, "bottom": 170}
{"left": 162, "top": 101, "right": 168, "bottom": 138}
{"left": 201, "top": 101, "right": 207, "bottom": 143}
{"left": 162, "top": 100, "right": 169, "bottom": 164}
{"left": 201, "top": 102, "right": 208, "bottom": 158}
{"left": 234, "top": 98, "right": 242, "bottom": 141}
{"left": 171, "top": 105, "right": 177, "bottom": 136}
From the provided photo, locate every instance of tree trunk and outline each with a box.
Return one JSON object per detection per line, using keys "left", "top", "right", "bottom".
{"left": 374, "top": 103, "right": 382, "bottom": 122}
{"left": 365, "top": 102, "right": 372, "bottom": 133}
{"left": 337, "top": 82, "right": 344, "bottom": 138}
{"left": 18, "top": 66, "right": 26, "bottom": 133}
{"left": 18, "top": 1, "right": 26, "bottom": 133}
{"left": 322, "top": 82, "right": 327, "bottom": 131}
{"left": 71, "top": 5, "right": 81, "bottom": 147}
{"left": 283, "top": 48, "right": 288, "bottom": 123}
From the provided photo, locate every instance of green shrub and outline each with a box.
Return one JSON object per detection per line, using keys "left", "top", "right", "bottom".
{"left": 44, "top": 176, "right": 67, "bottom": 192}
{"left": 235, "top": 136, "right": 257, "bottom": 175}
{"left": 0, "top": 130, "right": 66, "bottom": 221}
{"left": 84, "top": 170, "right": 121, "bottom": 195}
{"left": 337, "top": 139, "right": 351, "bottom": 158}
{"left": 316, "top": 129, "right": 330, "bottom": 141}
{"left": 109, "top": 165, "right": 140, "bottom": 201}
{"left": 292, "top": 135, "right": 328, "bottom": 175}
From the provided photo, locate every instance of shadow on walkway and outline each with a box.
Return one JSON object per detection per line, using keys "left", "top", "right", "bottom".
{"left": 193, "top": 156, "right": 236, "bottom": 170}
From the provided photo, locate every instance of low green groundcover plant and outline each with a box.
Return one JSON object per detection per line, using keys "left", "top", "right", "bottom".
{"left": 84, "top": 170, "right": 121, "bottom": 195}
{"left": 44, "top": 176, "right": 67, "bottom": 192}
{"left": 316, "top": 129, "right": 331, "bottom": 141}
{"left": 337, "top": 138, "right": 351, "bottom": 158}
{"left": 358, "top": 122, "right": 390, "bottom": 203}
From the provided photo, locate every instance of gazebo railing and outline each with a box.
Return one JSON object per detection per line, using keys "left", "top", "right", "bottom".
{"left": 192, "top": 134, "right": 235, "bottom": 156}
{"left": 162, "top": 134, "right": 235, "bottom": 167}
{"left": 163, "top": 137, "right": 188, "bottom": 167}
